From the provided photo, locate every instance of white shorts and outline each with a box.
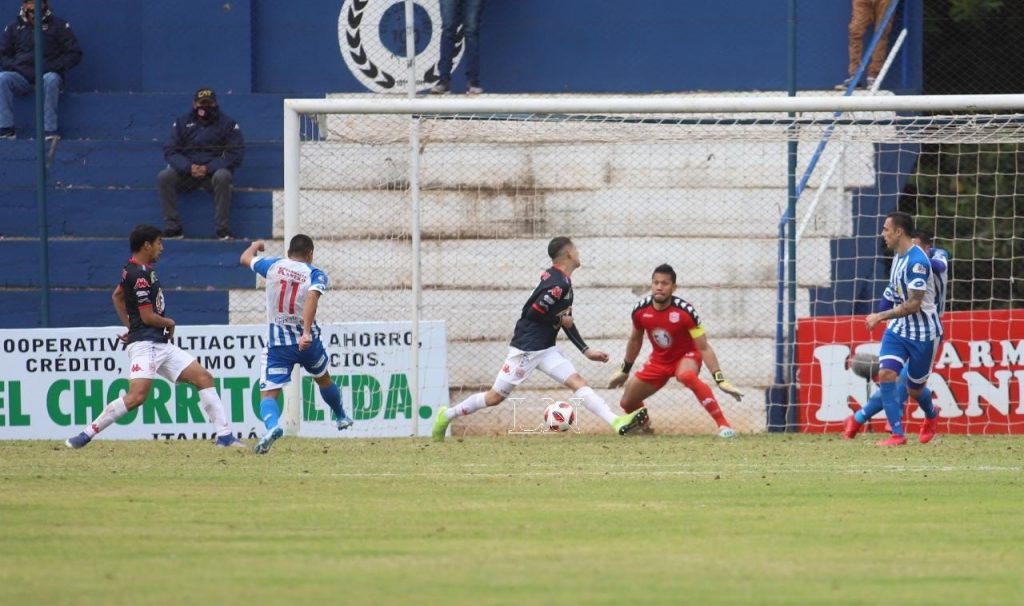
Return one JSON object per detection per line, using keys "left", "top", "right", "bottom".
{"left": 491, "top": 346, "right": 578, "bottom": 398}
{"left": 127, "top": 341, "right": 195, "bottom": 383}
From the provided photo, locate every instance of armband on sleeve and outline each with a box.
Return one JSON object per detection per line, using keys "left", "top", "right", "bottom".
{"left": 877, "top": 298, "right": 894, "bottom": 312}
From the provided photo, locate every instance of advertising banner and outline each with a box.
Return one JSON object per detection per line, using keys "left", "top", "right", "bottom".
{"left": 797, "top": 310, "right": 1024, "bottom": 434}
{"left": 0, "top": 322, "right": 448, "bottom": 441}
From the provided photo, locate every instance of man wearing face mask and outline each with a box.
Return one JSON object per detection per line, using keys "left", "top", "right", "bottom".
{"left": 158, "top": 88, "right": 245, "bottom": 240}
{"left": 0, "top": 0, "right": 82, "bottom": 139}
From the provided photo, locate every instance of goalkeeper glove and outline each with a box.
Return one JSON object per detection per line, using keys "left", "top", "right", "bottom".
{"left": 607, "top": 361, "right": 633, "bottom": 389}
{"left": 713, "top": 370, "right": 743, "bottom": 401}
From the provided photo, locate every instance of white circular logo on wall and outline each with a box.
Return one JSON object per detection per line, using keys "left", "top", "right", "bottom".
{"left": 339, "top": 0, "right": 465, "bottom": 93}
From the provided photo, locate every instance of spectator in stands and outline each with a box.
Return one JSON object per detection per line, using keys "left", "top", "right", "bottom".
{"left": 837, "top": 0, "right": 894, "bottom": 90}
{"left": 159, "top": 88, "right": 245, "bottom": 240}
{"left": 0, "top": 0, "right": 82, "bottom": 139}
{"left": 431, "top": 0, "right": 485, "bottom": 95}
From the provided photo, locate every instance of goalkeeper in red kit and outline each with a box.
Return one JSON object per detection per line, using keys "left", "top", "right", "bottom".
{"left": 608, "top": 263, "right": 743, "bottom": 437}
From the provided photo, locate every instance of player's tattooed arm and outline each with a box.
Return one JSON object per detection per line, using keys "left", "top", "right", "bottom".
{"left": 902, "top": 288, "right": 926, "bottom": 315}
{"left": 866, "top": 289, "right": 925, "bottom": 330}
{"left": 883, "top": 288, "right": 925, "bottom": 318}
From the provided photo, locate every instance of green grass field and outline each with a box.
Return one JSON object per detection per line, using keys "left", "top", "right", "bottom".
{"left": 1, "top": 434, "right": 1022, "bottom": 605}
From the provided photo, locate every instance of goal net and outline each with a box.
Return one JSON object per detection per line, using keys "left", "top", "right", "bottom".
{"left": 240, "top": 93, "right": 1024, "bottom": 437}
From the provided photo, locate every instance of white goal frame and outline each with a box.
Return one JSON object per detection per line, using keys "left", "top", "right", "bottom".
{"left": 281, "top": 93, "right": 1024, "bottom": 434}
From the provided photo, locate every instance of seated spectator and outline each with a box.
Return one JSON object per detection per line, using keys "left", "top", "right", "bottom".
{"left": 0, "top": 0, "right": 82, "bottom": 139}
{"left": 159, "top": 88, "right": 245, "bottom": 240}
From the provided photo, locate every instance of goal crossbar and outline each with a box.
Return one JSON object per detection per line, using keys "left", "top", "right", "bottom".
{"left": 284, "top": 94, "right": 1024, "bottom": 117}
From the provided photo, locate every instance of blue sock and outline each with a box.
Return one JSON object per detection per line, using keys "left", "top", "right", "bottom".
{"left": 259, "top": 397, "right": 281, "bottom": 430}
{"left": 916, "top": 387, "right": 936, "bottom": 419}
{"left": 879, "top": 381, "right": 904, "bottom": 436}
{"left": 896, "top": 380, "right": 910, "bottom": 414}
{"left": 319, "top": 382, "right": 347, "bottom": 421}
{"left": 857, "top": 390, "right": 884, "bottom": 424}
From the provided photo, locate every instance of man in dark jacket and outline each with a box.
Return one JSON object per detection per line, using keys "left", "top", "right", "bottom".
{"left": 159, "top": 88, "right": 245, "bottom": 240}
{"left": 0, "top": 0, "right": 82, "bottom": 139}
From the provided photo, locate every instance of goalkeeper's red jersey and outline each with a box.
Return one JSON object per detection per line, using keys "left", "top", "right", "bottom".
{"left": 630, "top": 295, "right": 706, "bottom": 365}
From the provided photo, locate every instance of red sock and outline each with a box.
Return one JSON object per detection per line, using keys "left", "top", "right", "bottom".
{"left": 677, "top": 368, "right": 730, "bottom": 427}
{"left": 700, "top": 398, "right": 729, "bottom": 428}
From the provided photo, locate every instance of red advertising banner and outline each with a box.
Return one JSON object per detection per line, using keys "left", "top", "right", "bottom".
{"left": 797, "top": 309, "right": 1024, "bottom": 434}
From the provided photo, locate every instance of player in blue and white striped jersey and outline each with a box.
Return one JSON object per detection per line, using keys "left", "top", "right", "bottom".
{"left": 917, "top": 230, "right": 949, "bottom": 319}
{"left": 859, "top": 212, "right": 942, "bottom": 446}
{"left": 240, "top": 235, "right": 353, "bottom": 454}
{"left": 846, "top": 228, "right": 948, "bottom": 444}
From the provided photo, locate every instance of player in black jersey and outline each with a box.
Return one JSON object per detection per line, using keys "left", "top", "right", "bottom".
{"left": 65, "top": 224, "right": 244, "bottom": 449}
{"left": 431, "top": 237, "right": 648, "bottom": 441}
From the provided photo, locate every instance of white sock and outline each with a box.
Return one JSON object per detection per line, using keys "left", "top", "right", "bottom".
{"left": 575, "top": 386, "right": 618, "bottom": 425}
{"left": 446, "top": 392, "right": 487, "bottom": 420}
{"left": 199, "top": 387, "right": 231, "bottom": 437}
{"left": 84, "top": 398, "right": 128, "bottom": 437}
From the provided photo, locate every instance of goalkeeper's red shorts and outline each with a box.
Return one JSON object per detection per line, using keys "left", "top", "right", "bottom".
{"left": 634, "top": 350, "right": 703, "bottom": 389}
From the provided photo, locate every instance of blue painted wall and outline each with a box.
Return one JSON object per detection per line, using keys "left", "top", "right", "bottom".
{"left": 0, "top": 0, "right": 925, "bottom": 328}
{"left": 51, "top": 0, "right": 922, "bottom": 95}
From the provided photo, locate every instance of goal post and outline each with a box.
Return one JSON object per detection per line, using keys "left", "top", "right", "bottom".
{"left": 265, "top": 93, "right": 1024, "bottom": 437}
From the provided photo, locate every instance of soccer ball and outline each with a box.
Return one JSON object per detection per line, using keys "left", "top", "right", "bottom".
{"left": 544, "top": 401, "right": 576, "bottom": 432}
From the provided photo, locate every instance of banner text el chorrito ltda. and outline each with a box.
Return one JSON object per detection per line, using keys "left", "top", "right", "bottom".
{"left": 0, "top": 322, "right": 448, "bottom": 440}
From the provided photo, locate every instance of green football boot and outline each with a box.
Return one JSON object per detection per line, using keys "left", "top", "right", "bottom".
{"left": 432, "top": 406, "right": 450, "bottom": 442}
{"left": 612, "top": 407, "right": 649, "bottom": 436}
